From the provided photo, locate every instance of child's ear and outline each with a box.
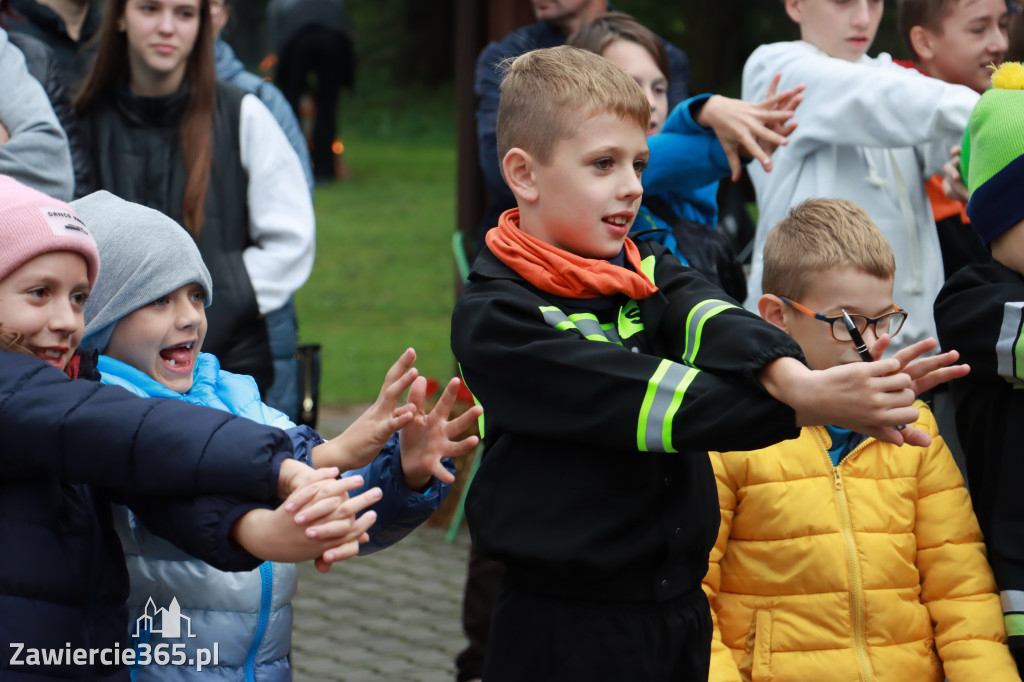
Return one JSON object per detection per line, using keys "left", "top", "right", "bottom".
{"left": 784, "top": 0, "right": 803, "bottom": 24}
{"left": 758, "top": 294, "right": 790, "bottom": 332}
{"left": 502, "top": 147, "right": 539, "bottom": 203}
{"left": 908, "top": 26, "right": 936, "bottom": 62}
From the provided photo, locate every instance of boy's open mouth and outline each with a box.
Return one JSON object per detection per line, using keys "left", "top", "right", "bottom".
{"left": 160, "top": 341, "right": 196, "bottom": 369}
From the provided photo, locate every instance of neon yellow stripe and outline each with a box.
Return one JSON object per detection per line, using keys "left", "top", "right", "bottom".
{"left": 638, "top": 359, "right": 672, "bottom": 451}
{"left": 661, "top": 368, "right": 698, "bottom": 452}
{"left": 456, "top": 362, "right": 485, "bottom": 439}
{"left": 1015, "top": 324, "right": 1024, "bottom": 382}
{"left": 1007, "top": 613, "right": 1024, "bottom": 637}
{"left": 689, "top": 303, "right": 733, "bottom": 362}
{"left": 640, "top": 255, "right": 656, "bottom": 285}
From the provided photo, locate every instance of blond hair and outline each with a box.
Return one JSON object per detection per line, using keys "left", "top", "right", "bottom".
{"left": 496, "top": 45, "right": 650, "bottom": 165}
{"left": 762, "top": 199, "right": 895, "bottom": 299}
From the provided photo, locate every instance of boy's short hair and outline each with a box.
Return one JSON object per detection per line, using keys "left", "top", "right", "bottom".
{"left": 898, "top": 0, "right": 958, "bottom": 60}
{"left": 496, "top": 45, "right": 651, "bottom": 165}
{"left": 762, "top": 198, "right": 896, "bottom": 300}
{"left": 566, "top": 12, "right": 671, "bottom": 89}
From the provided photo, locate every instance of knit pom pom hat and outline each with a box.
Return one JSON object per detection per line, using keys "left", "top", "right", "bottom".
{"left": 0, "top": 175, "right": 100, "bottom": 286}
{"left": 72, "top": 190, "right": 213, "bottom": 353}
{"left": 964, "top": 62, "right": 1024, "bottom": 245}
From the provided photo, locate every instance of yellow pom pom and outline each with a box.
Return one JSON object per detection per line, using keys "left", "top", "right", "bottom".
{"left": 991, "top": 62, "right": 1024, "bottom": 90}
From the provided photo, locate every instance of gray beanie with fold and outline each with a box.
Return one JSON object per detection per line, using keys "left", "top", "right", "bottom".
{"left": 73, "top": 190, "right": 213, "bottom": 352}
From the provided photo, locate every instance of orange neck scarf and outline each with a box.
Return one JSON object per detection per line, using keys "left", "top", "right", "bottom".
{"left": 485, "top": 209, "right": 658, "bottom": 300}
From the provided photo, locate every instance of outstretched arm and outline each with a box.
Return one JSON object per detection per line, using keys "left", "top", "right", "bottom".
{"left": 757, "top": 335, "right": 969, "bottom": 446}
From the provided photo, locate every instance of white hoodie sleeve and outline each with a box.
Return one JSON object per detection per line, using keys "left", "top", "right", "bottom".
{"left": 238, "top": 93, "right": 315, "bottom": 315}
{"left": 742, "top": 42, "right": 979, "bottom": 159}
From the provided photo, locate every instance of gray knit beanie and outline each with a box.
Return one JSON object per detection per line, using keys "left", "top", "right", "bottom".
{"left": 73, "top": 191, "right": 213, "bottom": 352}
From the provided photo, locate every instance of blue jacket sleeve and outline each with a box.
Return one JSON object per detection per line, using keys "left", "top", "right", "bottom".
{"left": 643, "top": 95, "right": 731, "bottom": 197}
{"left": 344, "top": 434, "right": 453, "bottom": 554}
{"left": 0, "top": 351, "right": 291, "bottom": 501}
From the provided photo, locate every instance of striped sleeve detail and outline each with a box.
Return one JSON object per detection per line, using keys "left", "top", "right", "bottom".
{"left": 540, "top": 307, "right": 623, "bottom": 344}
{"left": 682, "top": 299, "right": 738, "bottom": 365}
{"left": 637, "top": 359, "right": 699, "bottom": 453}
{"left": 1002, "top": 590, "right": 1024, "bottom": 641}
{"left": 997, "top": 302, "right": 1024, "bottom": 386}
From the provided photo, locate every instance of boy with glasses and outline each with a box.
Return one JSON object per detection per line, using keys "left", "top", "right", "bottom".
{"left": 703, "top": 198, "right": 1017, "bottom": 681}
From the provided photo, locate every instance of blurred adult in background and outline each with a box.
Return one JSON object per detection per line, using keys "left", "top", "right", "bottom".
{"left": 210, "top": 0, "right": 313, "bottom": 419}
{"left": 3, "top": 0, "right": 99, "bottom": 88}
{"left": 2, "top": 1, "right": 93, "bottom": 197}
{"left": 210, "top": 0, "right": 313, "bottom": 193}
{"left": 267, "top": 0, "right": 355, "bottom": 183}
{"left": 472, "top": 0, "right": 691, "bottom": 252}
{"left": 75, "top": 0, "right": 314, "bottom": 417}
{"left": 0, "top": 26, "right": 73, "bottom": 199}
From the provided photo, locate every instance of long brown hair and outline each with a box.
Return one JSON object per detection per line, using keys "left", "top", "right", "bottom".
{"left": 75, "top": 0, "right": 216, "bottom": 239}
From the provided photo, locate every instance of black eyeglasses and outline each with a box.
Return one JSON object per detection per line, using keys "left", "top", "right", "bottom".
{"left": 779, "top": 297, "right": 908, "bottom": 342}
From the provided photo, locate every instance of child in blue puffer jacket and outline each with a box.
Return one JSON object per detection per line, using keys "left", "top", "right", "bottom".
{"left": 73, "top": 189, "right": 482, "bottom": 682}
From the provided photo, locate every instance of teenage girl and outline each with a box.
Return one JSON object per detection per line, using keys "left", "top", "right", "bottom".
{"left": 75, "top": 0, "right": 312, "bottom": 416}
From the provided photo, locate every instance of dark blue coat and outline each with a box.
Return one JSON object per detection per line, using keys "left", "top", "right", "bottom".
{"left": 0, "top": 351, "right": 293, "bottom": 680}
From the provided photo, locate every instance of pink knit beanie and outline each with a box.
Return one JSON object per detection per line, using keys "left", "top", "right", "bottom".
{"left": 0, "top": 175, "right": 100, "bottom": 287}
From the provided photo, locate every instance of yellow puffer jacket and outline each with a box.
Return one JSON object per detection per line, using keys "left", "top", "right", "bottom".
{"left": 703, "top": 404, "right": 1019, "bottom": 682}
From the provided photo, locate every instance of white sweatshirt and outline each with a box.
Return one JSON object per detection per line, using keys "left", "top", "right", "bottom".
{"left": 239, "top": 94, "right": 315, "bottom": 314}
{"left": 742, "top": 41, "right": 979, "bottom": 351}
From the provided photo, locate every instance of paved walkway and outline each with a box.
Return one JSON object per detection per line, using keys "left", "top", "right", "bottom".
{"left": 290, "top": 407, "right": 471, "bottom": 682}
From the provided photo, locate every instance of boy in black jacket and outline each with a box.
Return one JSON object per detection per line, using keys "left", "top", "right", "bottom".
{"left": 935, "top": 61, "right": 1024, "bottom": 673}
{"left": 450, "top": 45, "right": 960, "bottom": 681}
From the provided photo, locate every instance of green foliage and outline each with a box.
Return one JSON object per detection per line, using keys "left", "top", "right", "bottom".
{"left": 295, "top": 85, "right": 457, "bottom": 407}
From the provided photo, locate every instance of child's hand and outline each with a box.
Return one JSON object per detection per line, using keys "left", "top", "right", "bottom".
{"left": 759, "top": 356, "right": 924, "bottom": 446}
{"left": 234, "top": 473, "right": 382, "bottom": 565}
{"left": 398, "top": 376, "right": 484, "bottom": 491}
{"left": 942, "top": 144, "right": 969, "bottom": 203}
{"left": 696, "top": 73, "right": 804, "bottom": 181}
{"left": 872, "top": 335, "right": 971, "bottom": 396}
{"left": 312, "top": 348, "right": 420, "bottom": 472}
{"left": 757, "top": 72, "right": 804, "bottom": 158}
{"left": 277, "top": 457, "right": 336, "bottom": 499}
{"left": 0, "top": 120, "right": 9, "bottom": 145}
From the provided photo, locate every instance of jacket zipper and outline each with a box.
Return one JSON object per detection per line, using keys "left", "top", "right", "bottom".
{"left": 244, "top": 562, "right": 275, "bottom": 682}
{"left": 816, "top": 429, "right": 875, "bottom": 682}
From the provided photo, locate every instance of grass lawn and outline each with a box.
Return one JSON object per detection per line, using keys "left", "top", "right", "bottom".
{"left": 295, "top": 94, "right": 458, "bottom": 408}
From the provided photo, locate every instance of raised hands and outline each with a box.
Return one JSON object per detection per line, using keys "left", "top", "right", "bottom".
{"left": 398, "top": 376, "right": 484, "bottom": 490}
{"left": 696, "top": 72, "right": 805, "bottom": 181}
{"left": 235, "top": 468, "right": 382, "bottom": 572}
{"left": 311, "top": 348, "right": 421, "bottom": 473}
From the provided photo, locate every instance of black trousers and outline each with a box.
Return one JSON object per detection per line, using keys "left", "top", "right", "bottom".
{"left": 482, "top": 579, "right": 713, "bottom": 682}
{"left": 275, "top": 26, "right": 354, "bottom": 180}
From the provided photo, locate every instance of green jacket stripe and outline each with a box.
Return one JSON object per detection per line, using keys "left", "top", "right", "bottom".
{"left": 540, "top": 306, "right": 623, "bottom": 344}
{"left": 683, "top": 300, "right": 736, "bottom": 365}
{"left": 996, "top": 302, "right": 1024, "bottom": 386}
{"left": 637, "top": 359, "right": 699, "bottom": 452}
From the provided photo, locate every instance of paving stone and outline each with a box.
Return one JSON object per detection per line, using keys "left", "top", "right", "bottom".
{"left": 291, "top": 524, "right": 470, "bottom": 682}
